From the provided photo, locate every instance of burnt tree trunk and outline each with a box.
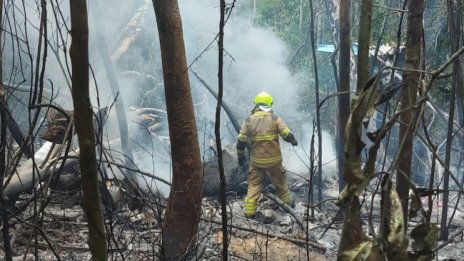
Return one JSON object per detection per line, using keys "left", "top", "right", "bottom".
{"left": 216, "top": 1, "right": 228, "bottom": 259}
{"left": 396, "top": 0, "right": 424, "bottom": 227}
{"left": 69, "top": 1, "right": 108, "bottom": 259}
{"left": 338, "top": 0, "right": 350, "bottom": 191}
{"left": 152, "top": 1, "right": 203, "bottom": 260}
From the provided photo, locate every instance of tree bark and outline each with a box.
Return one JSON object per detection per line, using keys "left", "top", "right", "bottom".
{"left": 309, "top": 0, "right": 323, "bottom": 204}
{"left": 216, "top": 2, "right": 228, "bottom": 259}
{"left": 396, "top": 0, "right": 424, "bottom": 227}
{"left": 152, "top": 1, "right": 203, "bottom": 260}
{"left": 355, "top": 0, "right": 373, "bottom": 94}
{"left": 69, "top": 1, "right": 108, "bottom": 259}
{"left": 338, "top": 0, "right": 351, "bottom": 191}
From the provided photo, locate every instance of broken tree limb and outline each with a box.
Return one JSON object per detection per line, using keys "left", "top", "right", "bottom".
{"left": 190, "top": 68, "right": 241, "bottom": 133}
{"left": 263, "top": 191, "right": 306, "bottom": 231}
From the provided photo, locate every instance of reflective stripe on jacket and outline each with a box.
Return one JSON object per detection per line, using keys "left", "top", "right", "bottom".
{"left": 237, "top": 110, "right": 290, "bottom": 168}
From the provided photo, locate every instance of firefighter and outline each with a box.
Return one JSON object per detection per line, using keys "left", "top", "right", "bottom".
{"left": 236, "top": 91, "right": 298, "bottom": 218}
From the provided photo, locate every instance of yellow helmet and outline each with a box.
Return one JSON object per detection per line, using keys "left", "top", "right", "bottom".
{"left": 254, "top": 91, "right": 273, "bottom": 107}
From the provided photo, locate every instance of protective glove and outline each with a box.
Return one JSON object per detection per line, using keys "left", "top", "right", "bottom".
{"left": 238, "top": 155, "right": 247, "bottom": 166}
{"left": 291, "top": 139, "right": 298, "bottom": 146}
{"left": 284, "top": 132, "right": 298, "bottom": 146}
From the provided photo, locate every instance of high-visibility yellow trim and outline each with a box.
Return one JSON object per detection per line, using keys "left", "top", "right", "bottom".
{"left": 244, "top": 198, "right": 256, "bottom": 204}
{"left": 238, "top": 133, "right": 247, "bottom": 142}
{"left": 280, "top": 191, "right": 293, "bottom": 205}
{"left": 252, "top": 134, "right": 278, "bottom": 142}
{"left": 280, "top": 127, "right": 290, "bottom": 138}
{"left": 244, "top": 198, "right": 257, "bottom": 216}
{"left": 237, "top": 149, "right": 245, "bottom": 155}
{"left": 252, "top": 111, "right": 270, "bottom": 117}
{"left": 251, "top": 154, "right": 282, "bottom": 164}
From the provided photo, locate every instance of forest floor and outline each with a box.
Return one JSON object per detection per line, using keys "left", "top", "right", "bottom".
{"left": 3, "top": 174, "right": 464, "bottom": 260}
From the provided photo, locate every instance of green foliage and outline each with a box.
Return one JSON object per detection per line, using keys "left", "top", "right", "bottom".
{"left": 371, "top": 6, "right": 387, "bottom": 44}
{"left": 255, "top": 0, "right": 306, "bottom": 48}
{"left": 255, "top": 0, "right": 309, "bottom": 70}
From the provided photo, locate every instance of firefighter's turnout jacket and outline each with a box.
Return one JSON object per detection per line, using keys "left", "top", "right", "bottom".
{"left": 236, "top": 107, "right": 296, "bottom": 217}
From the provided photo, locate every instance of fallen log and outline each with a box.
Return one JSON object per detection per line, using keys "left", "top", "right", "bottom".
{"left": 2, "top": 122, "right": 245, "bottom": 207}
{"left": 2, "top": 106, "right": 106, "bottom": 203}
{"left": 2, "top": 142, "right": 79, "bottom": 202}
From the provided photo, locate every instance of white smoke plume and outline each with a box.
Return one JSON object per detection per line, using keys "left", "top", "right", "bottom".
{"left": 5, "top": 0, "right": 337, "bottom": 195}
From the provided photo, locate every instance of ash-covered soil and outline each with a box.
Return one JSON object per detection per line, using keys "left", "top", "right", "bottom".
{"left": 3, "top": 174, "right": 464, "bottom": 260}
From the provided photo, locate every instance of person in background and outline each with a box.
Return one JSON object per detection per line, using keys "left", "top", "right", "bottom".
{"left": 236, "top": 91, "right": 298, "bottom": 218}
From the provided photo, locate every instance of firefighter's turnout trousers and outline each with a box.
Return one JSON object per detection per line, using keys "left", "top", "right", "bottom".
{"left": 237, "top": 110, "right": 295, "bottom": 217}
{"left": 243, "top": 164, "right": 293, "bottom": 217}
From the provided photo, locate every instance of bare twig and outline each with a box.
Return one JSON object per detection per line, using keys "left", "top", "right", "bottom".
{"left": 262, "top": 191, "right": 305, "bottom": 231}
{"left": 201, "top": 218, "right": 326, "bottom": 252}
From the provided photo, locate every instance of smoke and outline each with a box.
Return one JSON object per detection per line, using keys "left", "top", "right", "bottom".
{"left": 177, "top": 0, "right": 337, "bottom": 180}
{"left": 180, "top": 0, "right": 300, "bottom": 117}
{"left": 283, "top": 123, "right": 338, "bottom": 181}
{"left": 5, "top": 0, "right": 337, "bottom": 196}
